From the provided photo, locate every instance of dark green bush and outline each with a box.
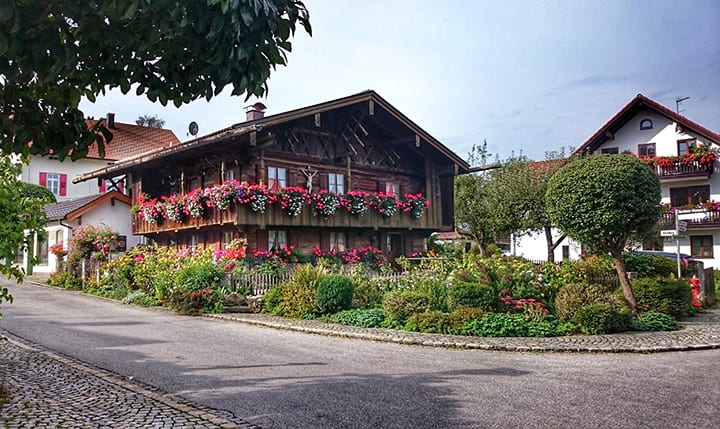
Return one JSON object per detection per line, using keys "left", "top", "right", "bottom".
{"left": 382, "top": 290, "right": 430, "bottom": 324}
{"left": 631, "top": 311, "right": 677, "bottom": 332}
{"left": 624, "top": 254, "right": 676, "bottom": 278}
{"left": 571, "top": 303, "right": 631, "bottom": 335}
{"left": 629, "top": 278, "right": 692, "bottom": 318}
{"left": 462, "top": 313, "right": 529, "bottom": 337}
{"left": 447, "top": 306, "right": 485, "bottom": 334}
{"left": 329, "top": 308, "right": 384, "bottom": 328}
{"left": 448, "top": 282, "right": 497, "bottom": 311}
{"left": 554, "top": 282, "right": 615, "bottom": 321}
{"left": 174, "top": 260, "right": 224, "bottom": 291}
{"left": 262, "top": 285, "right": 283, "bottom": 313}
{"left": 315, "top": 275, "right": 355, "bottom": 314}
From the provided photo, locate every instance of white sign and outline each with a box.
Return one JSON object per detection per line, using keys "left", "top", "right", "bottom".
{"left": 660, "top": 230, "right": 677, "bottom": 237}
{"left": 677, "top": 220, "right": 688, "bottom": 232}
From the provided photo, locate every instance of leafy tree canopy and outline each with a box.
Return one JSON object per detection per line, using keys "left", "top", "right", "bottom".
{"left": 545, "top": 154, "right": 662, "bottom": 311}
{"left": 0, "top": 0, "right": 311, "bottom": 161}
{"left": 136, "top": 114, "right": 165, "bottom": 128}
{"left": 454, "top": 173, "right": 498, "bottom": 254}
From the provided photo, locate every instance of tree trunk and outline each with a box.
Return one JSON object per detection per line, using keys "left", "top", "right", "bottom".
{"left": 610, "top": 251, "right": 637, "bottom": 313}
{"left": 544, "top": 226, "right": 555, "bottom": 263}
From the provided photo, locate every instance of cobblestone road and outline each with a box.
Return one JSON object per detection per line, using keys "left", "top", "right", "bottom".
{"left": 0, "top": 334, "right": 256, "bottom": 429}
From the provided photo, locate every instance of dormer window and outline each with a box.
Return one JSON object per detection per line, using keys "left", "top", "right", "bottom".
{"left": 640, "top": 119, "right": 653, "bottom": 130}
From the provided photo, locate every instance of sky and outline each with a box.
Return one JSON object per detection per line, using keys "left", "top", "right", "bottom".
{"left": 79, "top": 0, "right": 720, "bottom": 163}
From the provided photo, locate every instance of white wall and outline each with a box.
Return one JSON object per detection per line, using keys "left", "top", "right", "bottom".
{"left": 21, "top": 156, "right": 126, "bottom": 201}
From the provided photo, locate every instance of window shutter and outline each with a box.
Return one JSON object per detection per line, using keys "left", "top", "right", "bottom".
{"left": 99, "top": 179, "right": 107, "bottom": 193}
{"left": 118, "top": 180, "right": 125, "bottom": 194}
{"left": 59, "top": 174, "right": 67, "bottom": 196}
{"left": 39, "top": 172, "right": 47, "bottom": 187}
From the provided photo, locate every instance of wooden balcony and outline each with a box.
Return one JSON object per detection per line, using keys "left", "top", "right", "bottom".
{"left": 653, "top": 161, "right": 713, "bottom": 181}
{"left": 660, "top": 210, "right": 720, "bottom": 230}
{"left": 133, "top": 203, "right": 435, "bottom": 235}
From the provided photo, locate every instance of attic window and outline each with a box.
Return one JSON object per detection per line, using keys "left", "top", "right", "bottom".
{"left": 640, "top": 119, "right": 653, "bottom": 130}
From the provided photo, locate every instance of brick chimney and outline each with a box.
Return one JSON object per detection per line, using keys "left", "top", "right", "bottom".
{"left": 245, "top": 102, "right": 267, "bottom": 121}
{"left": 106, "top": 112, "right": 115, "bottom": 129}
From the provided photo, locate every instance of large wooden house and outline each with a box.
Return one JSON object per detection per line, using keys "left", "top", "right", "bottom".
{"left": 74, "top": 91, "right": 469, "bottom": 260}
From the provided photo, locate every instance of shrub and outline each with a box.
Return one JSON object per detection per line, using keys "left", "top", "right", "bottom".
{"left": 406, "top": 311, "right": 452, "bottom": 334}
{"left": 629, "top": 278, "right": 692, "bottom": 318}
{"left": 632, "top": 311, "right": 677, "bottom": 332}
{"left": 624, "top": 254, "right": 676, "bottom": 278}
{"left": 382, "top": 290, "right": 429, "bottom": 324}
{"left": 121, "top": 290, "right": 160, "bottom": 307}
{"left": 273, "top": 282, "right": 317, "bottom": 318}
{"left": 291, "top": 263, "right": 330, "bottom": 289}
{"left": 262, "top": 285, "right": 283, "bottom": 313}
{"left": 174, "top": 259, "right": 224, "bottom": 292}
{"left": 448, "top": 282, "right": 497, "bottom": 311}
{"left": 554, "top": 282, "right": 615, "bottom": 321}
{"left": 329, "top": 308, "right": 384, "bottom": 328}
{"left": 571, "top": 303, "right": 631, "bottom": 335}
{"left": 573, "top": 254, "right": 615, "bottom": 278}
{"left": 462, "top": 313, "right": 529, "bottom": 337}
{"left": 168, "top": 287, "right": 223, "bottom": 315}
{"left": 352, "top": 276, "right": 386, "bottom": 309}
{"left": 316, "top": 275, "right": 355, "bottom": 314}
{"left": 47, "top": 271, "right": 81, "bottom": 289}
{"left": 447, "top": 306, "right": 484, "bottom": 334}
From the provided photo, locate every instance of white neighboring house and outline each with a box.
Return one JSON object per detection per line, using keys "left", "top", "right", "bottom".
{"left": 25, "top": 191, "right": 139, "bottom": 274}
{"left": 512, "top": 93, "right": 720, "bottom": 268}
{"left": 19, "top": 114, "right": 180, "bottom": 274}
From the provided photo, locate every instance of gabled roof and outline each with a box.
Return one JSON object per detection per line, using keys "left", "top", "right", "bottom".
{"left": 84, "top": 120, "right": 181, "bottom": 161}
{"left": 574, "top": 94, "right": 720, "bottom": 155}
{"left": 44, "top": 191, "right": 131, "bottom": 221}
{"left": 73, "top": 90, "right": 470, "bottom": 184}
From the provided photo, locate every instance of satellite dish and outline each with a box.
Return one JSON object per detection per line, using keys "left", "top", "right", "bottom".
{"left": 188, "top": 121, "right": 199, "bottom": 137}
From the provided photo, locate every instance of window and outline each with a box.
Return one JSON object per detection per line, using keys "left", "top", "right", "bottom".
{"left": 562, "top": 245, "right": 570, "bottom": 261}
{"left": 329, "top": 232, "right": 346, "bottom": 252}
{"left": 640, "top": 119, "right": 653, "bottom": 130}
{"left": 223, "top": 231, "right": 234, "bottom": 247}
{"left": 36, "top": 234, "right": 48, "bottom": 265}
{"left": 385, "top": 181, "right": 399, "bottom": 196}
{"left": 224, "top": 169, "right": 235, "bottom": 182}
{"left": 637, "top": 143, "right": 656, "bottom": 158}
{"left": 670, "top": 185, "right": 709, "bottom": 207}
{"left": 328, "top": 173, "right": 344, "bottom": 194}
{"left": 601, "top": 147, "right": 619, "bottom": 154}
{"left": 40, "top": 172, "right": 67, "bottom": 196}
{"left": 268, "top": 167, "right": 286, "bottom": 190}
{"left": 677, "top": 138, "right": 697, "bottom": 157}
{"left": 189, "top": 234, "right": 199, "bottom": 251}
{"left": 188, "top": 177, "right": 200, "bottom": 192}
{"left": 690, "top": 235, "right": 713, "bottom": 258}
{"left": 268, "top": 230, "right": 287, "bottom": 251}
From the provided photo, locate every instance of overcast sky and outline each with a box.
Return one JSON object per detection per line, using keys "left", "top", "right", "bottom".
{"left": 80, "top": 0, "right": 720, "bottom": 163}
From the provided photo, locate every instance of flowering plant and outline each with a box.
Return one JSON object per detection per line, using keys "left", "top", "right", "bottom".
{"left": 204, "top": 180, "right": 238, "bottom": 210}
{"left": 185, "top": 189, "right": 206, "bottom": 218}
{"left": 136, "top": 193, "right": 163, "bottom": 224}
{"left": 313, "top": 245, "right": 384, "bottom": 267}
{"left": 310, "top": 190, "right": 341, "bottom": 218}
{"left": 370, "top": 192, "right": 399, "bottom": 217}
{"left": 278, "top": 186, "right": 308, "bottom": 216}
{"left": 68, "top": 224, "right": 118, "bottom": 265}
{"left": 341, "top": 191, "right": 370, "bottom": 216}
{"left": 49, "top": 242, "right": 68, "bottom": 259}
{"left": 252, "top": 245, "right": 303, "bottom": 263}
{"left": 238, "top": 183, "right": 276, "bottom": 213}
{"left": 400, "top": 193, "right": 429, "bottom": 219}
{"left": 162, "top": 194, "right": 187, "bottom": 222}
{"left": 499, "top": 295, "right": 549, "bottom": 322}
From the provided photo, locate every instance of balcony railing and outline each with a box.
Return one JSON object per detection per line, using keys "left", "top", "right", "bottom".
{"left": 133, "top": 203, "right": 434, "bottom": 235}
{"left": 660, "top": 210, "right": 720, "bottom": 230}
{"left": 653, "top": 161, "right": 713, "bottom": 180}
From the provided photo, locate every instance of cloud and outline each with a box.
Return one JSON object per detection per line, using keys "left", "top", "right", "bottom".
{"left": 543, "top": 74, "right": 629, "bottom": 96}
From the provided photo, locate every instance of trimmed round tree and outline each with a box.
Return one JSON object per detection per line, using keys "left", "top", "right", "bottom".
{"left": 545, "top": 154, "right": 662, "bottom": 313}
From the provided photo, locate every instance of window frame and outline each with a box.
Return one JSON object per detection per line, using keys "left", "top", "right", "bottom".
{"left": 637, "top": 143, "right": 656, "bottom": 158}
{"left": 670, "top": 185, "right": 710, "bottom": 207}
{"left": 268, "top": 230, "right": 287, "bottom": 251}
{"left": 640, "top": 119, "right": 653, "bottom": 130}
{"left": 328, "top": 173, "right": 344, "bottom": 194}
{"left": 385, "top": 181, "right": 399, "bottom": 196}
{"left": 677, "top": 138, "right": 697, "bottom": 157}
{"left": 267, "top": 166, "right": 287, "bottom": 190}
{"left": 329, "top": 231, "right": 346, "bottom": 252}
{"left": 46, "top": 173, "right": 61, "bottom": 196}
{"left": 690, "top": 235, "right": 714, "bottom": 259}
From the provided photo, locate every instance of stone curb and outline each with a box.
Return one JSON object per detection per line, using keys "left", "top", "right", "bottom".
{"left": 0, "top": 330, "right": 258, "bottom": 429}
{"left": 205, "top": 312, "right": 720, "bottom": 354}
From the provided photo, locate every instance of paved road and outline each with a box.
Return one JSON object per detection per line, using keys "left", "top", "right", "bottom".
{"left": 2, "top": 280, "right": 719, "bottom": 429}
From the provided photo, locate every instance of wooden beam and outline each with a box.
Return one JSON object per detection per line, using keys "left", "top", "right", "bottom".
{"left": 250, "top": 131, "right": 257, "bottom": 146}
{"left": 314, "top": 113, "right": 321, "bottom": 128}
{"left": 369, "top": 100, "right": 374, "bottom": 116}
{"left": 415, "top": 135, "right": 421, "bottom": 147}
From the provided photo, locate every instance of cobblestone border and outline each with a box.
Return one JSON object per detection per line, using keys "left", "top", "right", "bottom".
{"left": 206, "top": 311, "right": 720, "bottom": 354}
{"left": 0, "top": 330, "right": 258, "bottom": 429}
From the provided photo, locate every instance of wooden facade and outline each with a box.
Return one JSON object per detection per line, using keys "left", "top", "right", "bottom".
{"left": 75, "top": 91, "right": 469, "bottom": 260}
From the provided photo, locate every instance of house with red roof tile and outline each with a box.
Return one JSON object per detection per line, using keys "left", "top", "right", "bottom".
{"left": 511, "top": 94, "right": 720, "bottom": 268}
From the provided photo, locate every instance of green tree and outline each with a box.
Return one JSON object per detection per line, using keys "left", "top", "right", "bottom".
{"left": 0, "top": 155, "right": 54, "bottom": 316}
{"left": 135, "top": 115, "right": 166, "bottom": 129}
{"left": 486, "top": 157, "right": 566, "bottom": 262}
{"left": 454, "top": 173, "right": 497, "bottom": 255}
{"left": 545, "top": 154, "right": 662, "bottom": 312}
{"left": 0, "top": 0, "right": 311, "bottom": 160}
